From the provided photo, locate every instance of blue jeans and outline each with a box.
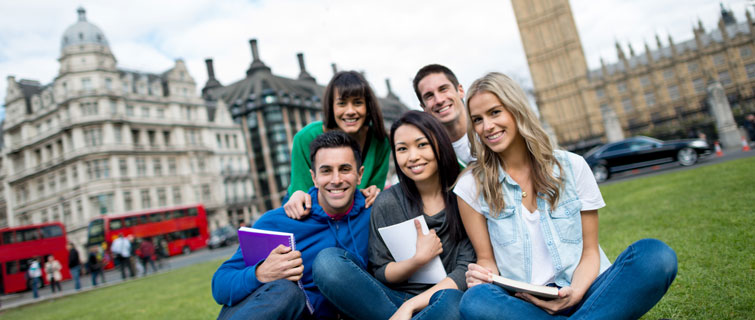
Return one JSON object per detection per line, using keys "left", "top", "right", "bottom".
{"left": 216, "top": 279, "right": 308, "bottom": 320}
{"left": 71, "top": 265, "right": 81, "bottom": 290}
{"left": 460, "top": 239, "right": 677, "bottom": 320}
{"left": 313, "top": 247, "right": 464, "bottom": 320}
{"left": 31, "top": 277, "right": 40, "bottom": 298}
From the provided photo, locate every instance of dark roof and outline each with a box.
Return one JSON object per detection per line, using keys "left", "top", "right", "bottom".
{"left": 17, "top": 79, "right": 45, "bottom": 114}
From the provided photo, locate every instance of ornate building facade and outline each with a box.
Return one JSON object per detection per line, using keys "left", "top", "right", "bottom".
{"left": 512, "top": 1, "right": 755, "bottom": 151}
{"left": 203, "top": 40, "right": 409, "bottom": 214}
{"left": 1, "top": 8, "right": 253, "bottom": 244}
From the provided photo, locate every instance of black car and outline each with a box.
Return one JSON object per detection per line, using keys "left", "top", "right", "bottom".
{"left": 207, "top": 226, "right": 238, "bottom": 249}
{"left": 584, "top": 136, "right": 712, "bottom": 183}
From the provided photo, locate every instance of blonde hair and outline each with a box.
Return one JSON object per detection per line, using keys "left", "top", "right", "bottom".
{"left": 464, "top": 72, "right": 563, "bottom": 216}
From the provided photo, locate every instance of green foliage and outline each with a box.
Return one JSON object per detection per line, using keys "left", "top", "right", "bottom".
{"left": 1, "top": 158, "right": 752, "bottom": 319}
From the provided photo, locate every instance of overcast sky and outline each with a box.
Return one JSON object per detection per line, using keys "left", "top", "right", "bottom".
{"left": 0, "top": 0, "right": 751, "bottom": 120}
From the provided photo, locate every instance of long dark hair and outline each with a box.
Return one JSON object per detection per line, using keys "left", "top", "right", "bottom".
{"left": 389, "top": 111, "right": 465, "bottom": 241}
{"left": 322, "top": 71, "right": 387, "bottom": 141}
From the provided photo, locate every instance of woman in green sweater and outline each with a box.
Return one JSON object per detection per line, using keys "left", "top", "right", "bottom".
{"left": 284, "top": 71, "right": 390, "bottom": 219}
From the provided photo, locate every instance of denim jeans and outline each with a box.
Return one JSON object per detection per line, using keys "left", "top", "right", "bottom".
{"left": 460, "top": 239, "right": 677, "bottom": 320}
{"left": 71, "top": 265, "right": 81, "bottom": 290}
{"left": 313, "top": 247, "right": 463, "bottom": 320}
{"left": 216, "top": 279, "right": 308, "bottom": 320}
{"left": 31, "top": 277, "right": 40, "bottom": 298}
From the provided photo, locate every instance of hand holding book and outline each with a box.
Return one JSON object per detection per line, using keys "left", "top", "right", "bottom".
{"left": 255, "top": 244, "right": 304, "bottom": 283}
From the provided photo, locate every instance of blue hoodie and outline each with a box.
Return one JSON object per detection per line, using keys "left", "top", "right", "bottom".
{"left": 211, "top": 187, "right": 370, "bottom": 319}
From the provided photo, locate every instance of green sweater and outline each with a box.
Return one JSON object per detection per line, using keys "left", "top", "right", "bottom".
{"left": 287, "top": 121, "right": 391, "bottom": 195}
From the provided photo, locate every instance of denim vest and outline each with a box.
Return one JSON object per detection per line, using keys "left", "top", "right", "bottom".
{"left": 478, "top": 151, "right": 611, "bottom": 287}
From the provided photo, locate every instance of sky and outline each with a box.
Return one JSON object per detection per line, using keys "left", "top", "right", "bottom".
{"left": 0, "top": 0, "right": 751, "bottom": 121}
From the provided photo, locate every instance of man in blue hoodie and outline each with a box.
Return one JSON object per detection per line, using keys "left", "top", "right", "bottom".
{"left": 212, "top": 131, "right": 371, "bottom": 319}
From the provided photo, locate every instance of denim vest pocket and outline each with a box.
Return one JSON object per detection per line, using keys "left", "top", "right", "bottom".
{"left": 549, "top": 200, "right": 582, "bottom": 244}
{"left": 487, "top": 207, "right": 518, "bottom": 246}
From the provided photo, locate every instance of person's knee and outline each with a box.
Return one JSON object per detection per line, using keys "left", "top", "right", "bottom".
{"left": 460, "top": 285, "right": 491, "bottom": 319}
{"left": 312, "top": 247, "right": 348, "bottom": 286}
{"left": 634, "top": 238, "right": 678, "bottom": 280}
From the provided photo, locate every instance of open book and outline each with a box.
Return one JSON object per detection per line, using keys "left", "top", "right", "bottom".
{"left": 491, "top": 274, "right": 559, "bottom": 299}
{"left": 377, "top": 216, "right": 447, "bottom": 284}
{"left": 237, "top": 227, "right": 314, "bottom": 314}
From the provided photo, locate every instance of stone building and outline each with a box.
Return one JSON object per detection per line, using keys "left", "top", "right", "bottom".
{"left": 512, "top": 1, "right": 755, "bottom": 152}
{"left": 203, "top": 40, "right": 410, "bottom": 214}
{"left": 0, "top": 8, "right": 253, "bottom": 245}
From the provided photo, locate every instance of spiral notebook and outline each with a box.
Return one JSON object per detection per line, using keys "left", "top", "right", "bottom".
{"left": 237, "top": 227, "right": 314, "bottom": 314}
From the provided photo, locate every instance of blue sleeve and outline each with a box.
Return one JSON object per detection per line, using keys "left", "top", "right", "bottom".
{"left": 211, "top": 247, "right": 264, "bottom": 306}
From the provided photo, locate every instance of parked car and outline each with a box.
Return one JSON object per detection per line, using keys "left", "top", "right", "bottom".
{"left": 207, "top": 226, "right": 238, "bottom": 249}
{"left": 583, "top": 136, "right": 712, "bottom": 183}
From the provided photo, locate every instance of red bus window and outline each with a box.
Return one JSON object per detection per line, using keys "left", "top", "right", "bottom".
{"left": 163, "top": 212, "right": 171, "bottom": 220}
{"left": 176, "top": 210, "right": 187, "bottom": 218}
{"left": 5, "top": 261, "right": 19, "bottom": 275}
{"left": 110, "top": 219, "right": 123, "bottom": 231}
{"left": 188, "top": 208, "right": 198, "bottom": 216}
{"left": 2, "top": 231, "right": 14, "bottom": 244}
{"left": 125, "top": 217, "right": 137, "bottom": 227}
{"left": 41, "top": 225, "right": 63, "bottom": 238}
{"left": 19, "top": 228, "right": 40, "bottom": 242}
{"left": 149, "top": 213, "right": 162, "bottom": 223}
{"left": 139, "top": 215, "right": 149, "bottom": 224}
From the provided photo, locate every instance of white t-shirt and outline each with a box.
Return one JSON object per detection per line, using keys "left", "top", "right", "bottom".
{"left": 452, "top": 133, "right": 474, "bottom": 166}
{"left": 455, "top": 151, "right": 606, "bottom": 214}
{"left": 521, "top": 205, "right": 555, "bottom": 285}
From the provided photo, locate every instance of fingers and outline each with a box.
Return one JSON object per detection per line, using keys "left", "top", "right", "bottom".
{"left": 414, "top": 219, "right": 422, "bottom": 232}
{"left": 271, "top": 244, "right": 292, "bottom": 255}
{"left": 304, "top": 194, "right": 312, "bottom": 211}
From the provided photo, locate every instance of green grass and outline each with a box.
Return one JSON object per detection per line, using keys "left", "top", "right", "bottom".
{"left": 598, "top": 157, "right": 754, "bottom": 319}
{"left": 1, "top": 157, "right": 753, "bottom": 319}
{"left": 0, "top": 259, "right": 224, "bottom": 319}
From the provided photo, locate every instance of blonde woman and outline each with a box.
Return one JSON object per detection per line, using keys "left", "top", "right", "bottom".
{"left": 455, "top": 72, "right": 677, "bottom": 319}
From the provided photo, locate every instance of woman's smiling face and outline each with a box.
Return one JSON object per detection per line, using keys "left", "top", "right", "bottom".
{"left": 333, "top": 89, "right": 367, "bottom": 135}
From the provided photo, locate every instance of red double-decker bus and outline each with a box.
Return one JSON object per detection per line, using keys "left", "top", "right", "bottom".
{"left": 86, "top": 204, "right": 209, "bottom": 264}
{"left": 0, "top": 222, "right": 71, "bottom": 294}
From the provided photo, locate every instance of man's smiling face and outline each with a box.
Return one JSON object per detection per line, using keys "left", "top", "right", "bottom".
{"left": 310, "top": 146, "right": 363, "bottom": 214}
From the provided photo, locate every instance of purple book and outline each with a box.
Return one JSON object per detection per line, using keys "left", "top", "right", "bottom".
{"left": 237, "top": 227, "right": 314, "bottom": 313}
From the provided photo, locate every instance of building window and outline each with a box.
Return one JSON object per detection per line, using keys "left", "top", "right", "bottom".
{"left": 48, "top": 175, "right": 56, "bottom": 192}
{"left": 692, "top": 78, "right": 705, "bottom": 93}
{"left": 141, "top": 106, "right": 150, "bottom": 117}
{"left": 83, "top": 127, "right": 103, "bottom": 146}
{"left": 80, "top": 102, "right": 99, "bottom": 116}
{"left": 168, "top": 157, "right": 177, "bottom": 174}
{"left": 132, "top": 129, "right": 141, "bottom": 146}
{"left": 123, "top": 191, "right": 133, "bottom": 211}
{"left": 59, "top": 171, "right": 67, "bottom": 188}
{"left": 747, "top": 63, "right": 755, "bottom": 79}
{"left": 126, "top": 105, "right": 135, "bottom": 116}
{"left": 185, "top": 129, "right": 199, "bottom": 146}
{"left": 85, "top": 159, "right": 110, "bottom": 180}
{"left": 72, "top": 165, "right": 79, "bottom": 183}
{"left": 740, "top": 46, "right": 752, "bottom": 58}
{"left": 148, "top": 130, "right": 156, "bottom": 146}
{"left": 197, "top": 157, "right": 205, "bottom": 172}
{"left": 156, "top": 108, "right": 165, "bottom": 118}
{"left": 616, "top": 82, "right": 627, "bottom": 93}
{"left": 640, "top": 76, "right": 650, "bottom": 87}
{"left": 153, "top": 158, "right": 163, "bottom": 176}
{"left": 136, "top": 157, "right": 146, "bottom": 176}
{"left": 82, "top": 78, "right": 92, "bottom": 90}
{"left": 105, "top": 78, "right": 113, "bottom": 90}
{"left": 201, "top": 184, "right": 211, "bottom": 203}
{"left": 718, "top": 71, "right": 731, "bottom": 86}
{"left": 109, "top": 100, "right": 117, "bottom": 114}
{"left": 114, "top": 125, "right": 122, "bottom": 143}
{"left": 621, "top": 98, "right": 633, "bottom": 113}
{"left": 644, "top": 92, "right": 656, "bottom": 107}
{"left": 688, "top": 62, "right": 699, "bottom": 73}
{"left": 163, "top": 131, "right": 171, "bottom": 146}
{"left": 217, "top": 134, "right": 223, "bottom": 148}
{"left": 172, "top": 186, "right": 182, "bottom": 205}
{"left": 141, "top": 189, "right": 151, "bottom": 209}
{"left": 157, "top": 188, "right": 167, "bottom": 207}
{"left": 668, "top": 85, "right": 680, "bottom": 100}
{"left": 62, "top": 202, "right": 71, "bottom": 225}
{"left": 713, "top": 53, "right": 725, "bottom": 66}
{"left": 91, "top": 193, "right": 114, "bottom": 215}
{"left": 663, "top": 69, "right": 674, "bottom": 80}
{"left": 232, "top": 135, "right": 239, "bottom": 149}
{"left": 119, "top": 158, "right": 128, "bottom": 177}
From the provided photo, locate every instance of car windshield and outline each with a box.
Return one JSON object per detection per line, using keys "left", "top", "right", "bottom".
{"left": 583, "top": 145, "right": 603, "bottom": 158}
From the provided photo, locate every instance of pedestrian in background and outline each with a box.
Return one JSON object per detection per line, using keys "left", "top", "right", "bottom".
{"left": 128, "top": 234, "right": 142, "bottom": 277}
{"left": 139, "top": 237, "right": 158, "bottom": 275}
{"left": 87, "top": 246, "right": 104, "bottom": 286}
{"left": 111, "top": 233, "right": 134, "bottom": 279}
{"left": 744, "top": 113, "right": 755, "bottom": 143}
{"left": 44, "top": 255, "right": 63, "bottom": 293}
{"left": 28, "top": 257, "right": 42, "bottom": 299}
{"left": 67, "top": 242, "right": 82, "bottom": 290}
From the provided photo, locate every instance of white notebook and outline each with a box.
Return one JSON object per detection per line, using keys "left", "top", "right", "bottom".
{"left": 377, "top": 216, "right": 447, "bottom": 284}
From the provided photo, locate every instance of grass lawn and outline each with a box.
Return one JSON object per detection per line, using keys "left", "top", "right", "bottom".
{"left": 1, "top": 157, "right": 752, "bottom": 319}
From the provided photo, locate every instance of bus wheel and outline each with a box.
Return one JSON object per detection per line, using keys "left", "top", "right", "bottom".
{"left": 182, "top": 246, "right": 191, "bottom": 255}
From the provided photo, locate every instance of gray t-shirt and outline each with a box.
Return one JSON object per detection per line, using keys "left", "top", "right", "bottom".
{"left": 368, "top": 185, "right": 476, "bottom": 295}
